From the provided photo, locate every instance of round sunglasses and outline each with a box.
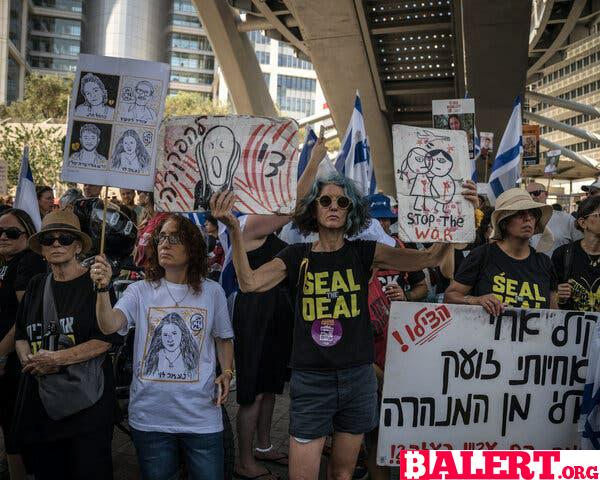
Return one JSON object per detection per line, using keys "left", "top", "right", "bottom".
{"left": 39, "top": 233, "right": 78, "bottom": 247}
{"left": 316, "top": 195, "right": 352, "bottom": 210}
{"left": 0, "top": 227, "right": 26, "bottom": 240}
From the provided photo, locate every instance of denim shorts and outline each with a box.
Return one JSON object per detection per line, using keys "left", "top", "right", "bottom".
{"left": 289, "top": 364, "right": 378, "bottom": 440}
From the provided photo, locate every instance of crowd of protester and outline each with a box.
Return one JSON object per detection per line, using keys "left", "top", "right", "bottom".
{"left": 0, "top": 135, "right": 599, "bottom": 480}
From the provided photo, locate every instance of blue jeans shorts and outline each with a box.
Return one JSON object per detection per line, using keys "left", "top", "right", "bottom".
{"left": 289, "top": 363, "right": 378, "bottom": 440}
{"left": 131, "top": 428, "right": 223, "bottom": 480}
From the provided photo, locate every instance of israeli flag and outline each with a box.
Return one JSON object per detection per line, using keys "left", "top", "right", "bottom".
{"left": 297, "top": 125, "right": 318, "bottom": 179}
{"left": 14, "top": 146, "right": 42, "bottom": 231}
{"left": 580, "top": 322, "right": 600, "bottom": 449}
{"left": 488, "top": 97, "right": 523, "bottom": 203}
{"left": 335, "top": 92, "right": 376, "bottom": 195}
{"left": 218, "top": 214, "right": 248, "bottom": 298}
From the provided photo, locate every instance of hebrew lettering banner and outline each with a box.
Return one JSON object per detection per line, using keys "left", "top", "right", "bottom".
{"left": 155, "top": 115, "right": 300, "bottom": 214}
{"left": 377, "top": 302, "right": 598, "bottom": 464}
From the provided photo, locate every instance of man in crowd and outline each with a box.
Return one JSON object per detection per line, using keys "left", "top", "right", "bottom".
{"left": 83, "top": 184, "right": 103, "bottom": 199}
{"left": 582, "top": 179, "right": 600, "bottom": 198}
{"left": 119, "top": 189, "right": 143, "bottom": 220}
{"left": 526, "top": 182, "right": 582, "bottom": 256}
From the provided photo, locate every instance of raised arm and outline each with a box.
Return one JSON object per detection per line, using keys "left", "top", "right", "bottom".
{"left": 373, "top": 242, "right": 453, "bottom": 272}
{"left": 91, "top": 255, "right": 128, "bottom": 334}
{"left": 211, "top": 192, "right": 288, "bottom": 293}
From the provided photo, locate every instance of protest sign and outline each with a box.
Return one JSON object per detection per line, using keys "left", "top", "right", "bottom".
{"left": 377, "top": 302, "right": 598, "bottom": 464}
{"left": 432, "top": 99, "right": 476, "bottom": 159}
{"left": 522, "top": 124, "right": 541, "bottom": 166}
{"left": 155, "top": 115, "right": 300, "bottom": 214}
{"left": 545, "top": 149, "right": 561, "bottom": 176}
{"left": 61, "top": 54, "right": 169, "bottom": 191}
{"left": 393, "top": 125, "right": 475, "bottom": 243}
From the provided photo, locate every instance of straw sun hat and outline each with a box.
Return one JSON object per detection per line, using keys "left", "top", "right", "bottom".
{"left": 490, "top": 188, "right": 553, "bottom": 251}
{"left": 29, "top": 210, "right": 92, "bottom": 255}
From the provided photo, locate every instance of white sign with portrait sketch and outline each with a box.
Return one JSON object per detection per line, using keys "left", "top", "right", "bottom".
{"left": 393, "top": 125, "right": 475, "bottom": 243}
{"left": 61, "top": 54, "right": 169, "bottom": 191}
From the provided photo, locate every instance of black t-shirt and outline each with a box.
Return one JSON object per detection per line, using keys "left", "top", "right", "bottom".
{"left": 0, "top": 250, "right": 46, "bottom": 340}
{"left": 277, "top": 239, "right": 376, "bottom": 370}
{"left": 552, "top": 240, "right": 600, "bottom": 311}
{"left": 455, "top": 243, "right": 557, "bottom": 309}
{"left": 14, "top": 271, "right": 119, "bottom": 442}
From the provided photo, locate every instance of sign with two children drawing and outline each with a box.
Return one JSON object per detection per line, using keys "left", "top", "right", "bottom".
{"left": 393, "top": 125, "right": 475, "bottom": 244}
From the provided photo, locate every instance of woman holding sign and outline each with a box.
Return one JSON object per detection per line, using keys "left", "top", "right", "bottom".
{"left": 210, "top": 159, "right": 478, "bottom": 479}
{"left": 445, "top": 188, "right": 559, "bottom": 314}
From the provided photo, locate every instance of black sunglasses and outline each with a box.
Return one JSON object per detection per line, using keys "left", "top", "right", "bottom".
{"left": 39, "top": 233, "right": 78, "bottom": 247}
{"left": 529, "top": 190, "right": 545, "bottom": 197}
{"left": 316, "top": 195, "right": 352, "bottom": 210}
{"left": 0, "top": 227, "right": 26, "bottom": 240}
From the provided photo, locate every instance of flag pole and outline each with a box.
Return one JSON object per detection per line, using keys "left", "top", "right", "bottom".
{"left": 99, "top": 186, "right": 109, "bottom": 255}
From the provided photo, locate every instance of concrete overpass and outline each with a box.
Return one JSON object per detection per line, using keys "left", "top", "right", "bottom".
{"left": 195, "top": 0, "right": 534, "bottom": 193}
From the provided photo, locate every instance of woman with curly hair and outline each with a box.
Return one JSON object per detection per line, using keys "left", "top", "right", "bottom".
{"left": 92, "top": 214, "right": 234, "bottom": 480}
{"left": 211, "top": 172, "right": 478, "bottom": 479}
{"left": 111, "top": 129, "right": 150, "bottom": 174}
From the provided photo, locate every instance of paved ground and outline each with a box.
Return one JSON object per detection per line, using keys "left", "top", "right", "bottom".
{"left": 1, "top": 385, "right": 331, "bottom": 480}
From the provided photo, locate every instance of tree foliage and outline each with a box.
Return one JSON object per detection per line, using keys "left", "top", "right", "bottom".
{"left": 0, "top": 124, "right": 65, "bottom": 189}
{"left": 1, "top": 74, "right": 72, "bottom": 121}
{"left": 164, "top": 92, "right": 230, "bottom": 118}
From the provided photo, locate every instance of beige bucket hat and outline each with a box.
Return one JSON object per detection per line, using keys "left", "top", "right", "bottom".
{"left": 29, "top": 210, "right": 92, "bottom": 254}
{"left": 490, "top": 188, "right": 553, "bottom": 250}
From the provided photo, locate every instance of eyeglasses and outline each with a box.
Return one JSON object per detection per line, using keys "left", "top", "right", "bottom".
{"left": 0, "top": 227, "right": 26, "bottom": 240}
{"left": 316, "top": 195, "right": 352, "bottom": 210}
{"left": 39, "top": 233, "right": 77, "bottom": 247}
{"left": 529, "top": 190, "right": 546, "bottom": 197}
{"left": 511, "top": 209, "right": 541, "bottom": 221}
{"left": 585, "top": 212, "right": 600, "bottom": 219}
{"left": 156, "top": 233, "right": 183, "bottom": 245}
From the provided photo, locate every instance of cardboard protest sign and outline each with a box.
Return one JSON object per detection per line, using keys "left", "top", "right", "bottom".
{"left": 522, "top": 124, "right": 541, "bottom": 166}
{"left": 432, "top": 99, "right": 476, "bottom": 159}
{"left": 393, "top": 125, "right": 475, "bottom": 243}
{"left": 545, "top": 149, "right": 561, "bottom": 176}
{"left": 155, "top": 115, "right": 300, "bottom": 214}
{"left": 61, "top": 54, "right": 169, "bottom": 191}
{"left": 377, "top": 302, "right": 598, "bottom": 464}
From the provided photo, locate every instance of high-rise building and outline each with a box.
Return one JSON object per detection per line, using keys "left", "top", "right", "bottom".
{"left": 168, "top": 0, "right": 214, "bottom": 97}
{"left": 216, "top": 30, "right": 327, "bottom": 120}
{"left": 0, "top": 0, "right": 215, "bottom": 105}
{"left": 527, "top": 28, "right": 600, "bottom": 165}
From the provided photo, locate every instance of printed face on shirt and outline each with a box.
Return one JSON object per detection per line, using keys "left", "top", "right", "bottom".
{"left": 315, "top": 184, "right": 349, "bottom": 231}
{"left": 491, "top": 273, "right": 546, "bottom": 308}
{"left": 141, "top": 307, "right": 205, "bottom": 382}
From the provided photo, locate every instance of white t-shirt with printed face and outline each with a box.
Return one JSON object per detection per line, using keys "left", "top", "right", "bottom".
{"left": 115, "top": 278, "right": 233, "bottom": 434}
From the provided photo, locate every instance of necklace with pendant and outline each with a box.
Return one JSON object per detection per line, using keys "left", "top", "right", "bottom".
{"left": 164, "top": 280, "right": 190, "bottom": 307}
{"left": 581, "top": 241, "right": 600, "bottom": 267}
{"left": 165, "top": 350, "right": 182, "bottom": 368}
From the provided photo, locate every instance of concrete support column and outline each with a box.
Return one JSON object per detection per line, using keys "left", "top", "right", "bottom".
{"left": 285, "top": 0, "right": 395, "bottom": 193}
{"left": 0, "top": 0, "right": 9, "bottom": 104}
{"left": 193, "top": 0, "right": 276, "bottom": 117}
{"left": 458, "top": 0, "right": 532, "bottom": 180}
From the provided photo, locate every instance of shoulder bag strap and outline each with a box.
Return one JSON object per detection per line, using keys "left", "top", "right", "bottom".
{"left": 42, "top": 273, "right": 58, "bottom": 331}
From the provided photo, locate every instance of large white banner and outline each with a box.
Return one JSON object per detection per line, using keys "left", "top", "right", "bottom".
{"left": 393, "top": 125, "right": 475, "bottom": 243}
{"left": 377, "top": 303, "right": 598, "bottom": 465}
{"left": 61, "top": 54, "right": 169, "bottom": 191}
{"left": 155, "top": 115, "right": 300, "bottom": 214}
